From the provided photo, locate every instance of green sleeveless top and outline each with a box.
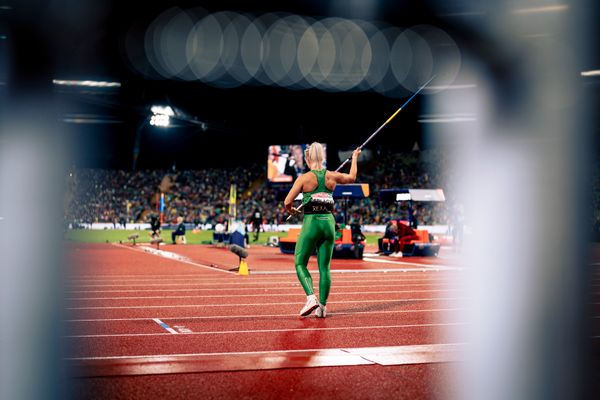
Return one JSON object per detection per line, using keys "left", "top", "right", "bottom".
{"left": 302, "top": 170, "right": 334, "bottom": 209}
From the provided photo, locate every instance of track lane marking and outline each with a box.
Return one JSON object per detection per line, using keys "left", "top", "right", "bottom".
{"left": 152, "top": 318, "right": 179, "bottom": 334}
{"left": 66, "top": 342, "right": 467, "bottom": 361}
{"left": 66, "top": 297, "right": 467, "bottom": 310}
{"left": 68, "top": 343, "right": 466, "bottom": 377}
{"left": 65, "top": 307, "right": 466, "bottom": 322}
{"left": 66, "top": 282, "right": 464, "bottom": 294}
{"left": 68, "top": 343, "right": 466, "bottom": 376}
{"left": 68, "top": 278, "right": 461, "bottom": 288}
{"left": 69, "top": 270, "right": 457, "bottom": 281}
{"left": 65, "top": 321, "right": 467, "bottom": 338}
{"left": 362, "top": 257, "right": 462, "bottom": 271}
{"left": 252, "top": 267, "right": 462, "bottom": 274}
{"left": 111, "top": 243, "right": 236, "bottom": 275}
{"left": 66, "top": 289, "right": 463, "bottom": 301}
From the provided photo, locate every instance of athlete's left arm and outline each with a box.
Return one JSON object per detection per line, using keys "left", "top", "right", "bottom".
{"left": 284, "top": 176, "right": 304, "bottom": 214}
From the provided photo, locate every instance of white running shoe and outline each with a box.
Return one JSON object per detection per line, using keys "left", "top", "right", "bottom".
{"left": 315, "top": 304, "right": 327, "bottom": 318}
{"left": 390, "top": 251, "right": 403, "bottom": 258}
{"left": 300, "top": 295, "right": 320, "bottom": 316}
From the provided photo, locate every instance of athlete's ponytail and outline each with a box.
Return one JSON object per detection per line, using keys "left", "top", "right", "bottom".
{"left": 305, "top": 142, "right": 325, "bottom": 169}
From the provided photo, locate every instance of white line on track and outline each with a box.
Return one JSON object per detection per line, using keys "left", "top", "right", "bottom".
{"left": 66, "top": 297, "right": 466, "bottom": 310}
{"left": 66, "top": 282, "right": 463, "bottom": 294}
{"left": 71, "top": 274, "right": 230, "bottom": 279}
{"left": 111, "top": 242, "right": 235, "bottom": 275}
{"left": 65, "top": 307, "right": 467, "bottom": 322}
{"left": 65, "top": 321, "right": 467, "bottom": 338}
{"left": 252, "top": 267, "right": 462, "bottom": 274}
{"left": 65, "top": 342, "right": 467, "bottom": 361}
{"left": 66, "top": 289, "right": 463, "bottom": 301}
{"left": 67, "top": 278, "right": 461, "bottom": 288}
{"left": 152, "top": 318, "right": 179, "bottom": 334}
{"left": 69, "top": 271, "right": 456, "bottom": 281}
{"left": 362, "top": 257, "right": 462, "bottom": 270}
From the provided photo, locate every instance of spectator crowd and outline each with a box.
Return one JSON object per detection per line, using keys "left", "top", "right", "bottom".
{"left": 66, "top": 150, "right": 456, "bottom": 228}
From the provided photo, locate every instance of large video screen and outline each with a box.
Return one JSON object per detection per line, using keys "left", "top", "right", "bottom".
{"left": 267, "top": 144, "right": 327, "bottom": 183}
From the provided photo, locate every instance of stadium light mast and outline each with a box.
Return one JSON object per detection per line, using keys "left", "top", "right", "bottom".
{"left": 132, "top": 105, "right": 174, "bottom": 170}
{"left": 132, "top": 104, "right": 208, "bottom": 170}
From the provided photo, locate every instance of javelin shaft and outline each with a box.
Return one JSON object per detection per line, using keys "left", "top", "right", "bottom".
{"left": 286, "top": 75, "right": 435, "bottom": 221}
{"left": 336, "top": 75, "right": 436, "bottom": 172}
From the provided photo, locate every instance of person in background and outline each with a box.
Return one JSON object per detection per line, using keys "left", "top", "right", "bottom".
{"left": 149, "top": 214, "right": 161, "bottom": 240}
{"left": 410, "top": 207, "right": 418, "bottom": 229}
{"left": 251, "top": 208, "right": 262, "bottom": 242}
{"left": 171, "top": 216, "right": 186, "bottom": 244}
{"left": 383, "top": 220, "right": 401, "bottom": 257}
{"left": 395, "top": 220, "right": 420, "bottom": 256}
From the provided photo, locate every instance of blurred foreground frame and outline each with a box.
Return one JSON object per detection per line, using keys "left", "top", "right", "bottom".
{"left": 1, "top": 2, "right": 68, "bottom": 400}
{"left": 426, "top": 1, "right": 598, "bottom": 400}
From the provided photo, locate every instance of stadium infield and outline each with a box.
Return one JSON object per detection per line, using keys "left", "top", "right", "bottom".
{"left": 65, "top": 228, "right": 382, "bottom": 246}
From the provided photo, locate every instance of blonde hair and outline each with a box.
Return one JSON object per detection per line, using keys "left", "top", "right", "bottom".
{"left": 305, "top": 142, "right": 325, "bottom": 169}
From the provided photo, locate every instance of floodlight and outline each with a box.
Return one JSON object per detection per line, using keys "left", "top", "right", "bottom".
{"left": 150, "top": 105, "right": 174, "bottom": 116}
{"left": 150, "top": 114, "right": 170, "bottom": 127}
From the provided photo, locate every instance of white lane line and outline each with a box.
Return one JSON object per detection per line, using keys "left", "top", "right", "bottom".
{"left": 111, "top": 243, "right": 235, "bottom": 275}
{"left": 68, "top": 278, "right": 460, "bottom": 288}
{"left": 65, "top": 308, "right": 466, "bottom": 322}
{"left": 67, "top": 289, "right": 463, "bottom": 301}
{"left": 69, "top": 270, "right": 454, "bottom": 281}
{"left": 152, "top": 318, "right": 179, "bottom": 335}
{"left": 71, "top": 274, "right": 229, "bottom": 279}
{"left": 65, "top": 322, "right": 467, "bottom": 338}
{"left": 252, "top": 267, "right": 462, "bottom": 274}
{"left": 66, "top": 282, "right": 464, "bottom": 294}
{"left": 66, "top": 297, "right": 465, "bottom": 310}
{"left": 362, "top": 257, "right": 462, "bottom": 271}
{"left": 70, "top": 269, "right": 455, "bottom": 278}
{"left": 66, "top": 342, "right": 466, "bottom": 361}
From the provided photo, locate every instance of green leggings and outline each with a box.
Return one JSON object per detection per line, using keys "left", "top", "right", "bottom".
{"left": 294, "top": 213, "right": 335, "bottom": 305}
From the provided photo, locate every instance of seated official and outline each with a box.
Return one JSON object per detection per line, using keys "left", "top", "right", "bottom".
{"left": 393, "top": 221, "right": 420, "bottom": 257}
{"left": 381, "top": 220, "right": 419, "bottom": 257}
{"left": 171, "top": 216, "right": 186, "bottom": 244}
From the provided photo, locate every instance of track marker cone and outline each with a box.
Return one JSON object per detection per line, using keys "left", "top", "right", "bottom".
{"left": 238, "top": 259, "right": 249, "bottom": 276}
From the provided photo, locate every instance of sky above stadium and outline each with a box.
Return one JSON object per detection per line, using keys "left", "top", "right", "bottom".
{"left": 3, "top": 1, "right": 598, "bottom": 168}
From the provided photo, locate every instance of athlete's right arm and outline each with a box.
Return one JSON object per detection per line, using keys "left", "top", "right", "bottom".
{"left": 330, "top": 148, "right": 361, "bottom": 184}
{"left": 284, "top": 175, "right": 304, "bottom": 214}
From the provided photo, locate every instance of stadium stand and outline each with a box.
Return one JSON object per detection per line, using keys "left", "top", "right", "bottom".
{"left": 66, "top": 151, "right": 455, "bottom": 227}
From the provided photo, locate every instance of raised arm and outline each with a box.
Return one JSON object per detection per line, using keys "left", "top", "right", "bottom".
{"left": 330, "top": 148, "right": 361, "bottom": 184}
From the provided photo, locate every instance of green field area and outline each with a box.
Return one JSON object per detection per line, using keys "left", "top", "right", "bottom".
{"left": 65, "top": 229, "right": 382, "bottom": 246}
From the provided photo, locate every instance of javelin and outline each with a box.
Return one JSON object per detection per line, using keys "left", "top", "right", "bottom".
{"left": 286, "top": 75, "right": 436, "bottom": 221}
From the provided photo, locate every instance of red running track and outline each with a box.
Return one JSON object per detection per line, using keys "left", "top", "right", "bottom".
{"left": 67, "top": 243, "right": 467, "bottom": 399}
